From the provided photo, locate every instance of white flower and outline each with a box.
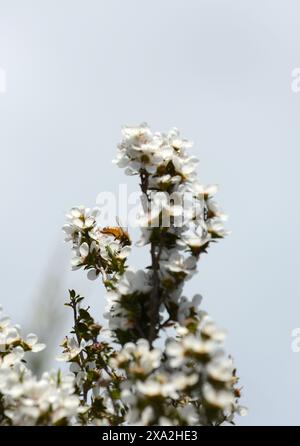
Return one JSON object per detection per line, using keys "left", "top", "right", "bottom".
{"left": 172, "top": 154, "right": 198, "bottom": 178}
{"left": 161, "top": 252, "right": 197, "bottom": 277}
{"left": 114, "top": 123, "right": 154, "bottom": 174}
{"left": 0, "top": 314, "right": 10, "bottom": 332}
{"left": 203, "top": 383, "right": 235, "bottom": 410}
{"left": 63, "top": 206, "right": 100, "bottom": 241}
{"left": 237, "top": 406, "right": 248, "bottom": 417}
{"left": 167, "top": 127, "right": 193, "bottom": 151}
{"left": 120, "top": 388, "right": 136, "bottom": 406}
{"left": 176, "top": 294, "right": 202, "bottom": 324}
{"left": 166, "top": 334, "right": 216, "bottom": 367}
{"left": 135, "top": 374, "right": 178, "bottom": 399}
{"left": 111, "top": 339, "right": 161, "bottom": 375}
{"left": 0, "top": 346, "right": 25, "bottom": 399}
{"left": 3, "top": 371, "right": 82, "bottom": 425}
{"left": 136, "top": 379, "right": 163, "bottom": 397}
{"left": 191, "top": 183, "right": 218, "bottom": 199}
{"left": 3, "top": 327, "right": 20, "bottom": 346}
{"left": 148, "top": 173, "right": 182, "bottom": 190}
{"left": 56, "top": 337, "right": 92, "bottom": 362}
{"left": 117, "top": 269, "right": 151, "bottom": 295}
{"left": 207, "top": 216, "right": 229, "bottom": 238}
{"left": 26, "top": 334, "right": 46, "bottom": 353}
{"left": 104, "top": 292, "right": 134, "bottom": 331}
{"left": 207, "top": 357, "right": 234, "bottom": 383}
{"left": 120, "top": 123, "right": 152, "bottom": 148}
{"left": 70, "top": 242, "right": 90, "bottom": 269}
{"left": 137, "top": 340, "right": 161, "bottom": 371}
{"left": 0, "top": 306, "right": 84, "bottom": 426}
{"left": 201, "top": 318, "right": 227, "bottom": 342}
{"left": 115, "top": 123, "right": 199, "bottom": 182}
{"left": 181, "top": 223, "right": 211, "bottom": 251}
{"left": 176, "top": 404, "right": 198, "bottom": 425}
{"left": 136, "top": 372, "right": 197, "bottom": 399}
{"left": 0, "top": 311, "right": 17, "bottom": 350}
{"left": 69, "top": 363, "right": 87, "bottom": 389}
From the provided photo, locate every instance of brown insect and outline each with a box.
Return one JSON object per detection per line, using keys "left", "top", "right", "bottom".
{"left": 101, "top": 218, "right": 131, "bottom": 246}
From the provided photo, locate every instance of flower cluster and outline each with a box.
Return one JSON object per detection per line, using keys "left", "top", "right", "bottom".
{"left": 110, "top": 339, "right": 197, "bottom": 426}
{"left": 115, "top": 123, "right": 227, "bottom": 239}
{"left": 114, "top": 124, "right": 198, "bottom": 184}
{"left": 0, "top": 306, "right": 83, "bottom": 426}
{"left": 165, "top": 313, "right": 246, "bottom": 425}
{"left": 104, "top": 268, "right": 153, "bottom": 344}
{"left": 111, "top": 124, "right": 228, "bottom": 343}
{"left": 63, "top": 206, "right": 131, "bottom": 285}
{"left": 61, "top": 123, "right": 245, "bottom": 426}
{"left": 0, "top": 123, "right": 244, "bottom": 427}
{"left": 57, "top": 291, "right": 125, "bottom": 425}
{"left": 109, "top": 311, "right": 246, "bottom": 426}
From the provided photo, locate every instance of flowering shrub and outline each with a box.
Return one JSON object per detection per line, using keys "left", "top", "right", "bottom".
{"left": 0, "top": 305, "right": 83, "bottom": 425}
{"left": 0, "top": 124, "right": 245, "bottom": 426}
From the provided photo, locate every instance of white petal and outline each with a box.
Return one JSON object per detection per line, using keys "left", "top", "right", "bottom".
{"left": 70, "top": 208, "right": 82, "bottom": 218}
{"left": 62, "top": 224, "right": 73, "bottom": 234}
{"left": 31, "top": 343, "right": 46, "bottom": 352}
{"left": 85, "top": 217, "right": 94, "bottom": 228}
{"left": 26, "top": 333, "right": 38, "bottom": 346}
{"left": 79, "top": 242, "right": 89, "bottom": 258}
{"left": 74, "top": 218, "right": 84, "bottom": 228}
{"left": 71, "top": 257, "right": 81, "bottom": 267}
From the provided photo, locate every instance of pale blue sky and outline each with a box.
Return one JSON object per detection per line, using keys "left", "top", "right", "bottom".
{"left": 0, "top": 0, "right": 300, "bottom": 425}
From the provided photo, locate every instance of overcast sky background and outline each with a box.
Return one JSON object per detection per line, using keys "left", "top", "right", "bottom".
{"left": 0, "top": 0, "right": 300, "bottom": 425}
